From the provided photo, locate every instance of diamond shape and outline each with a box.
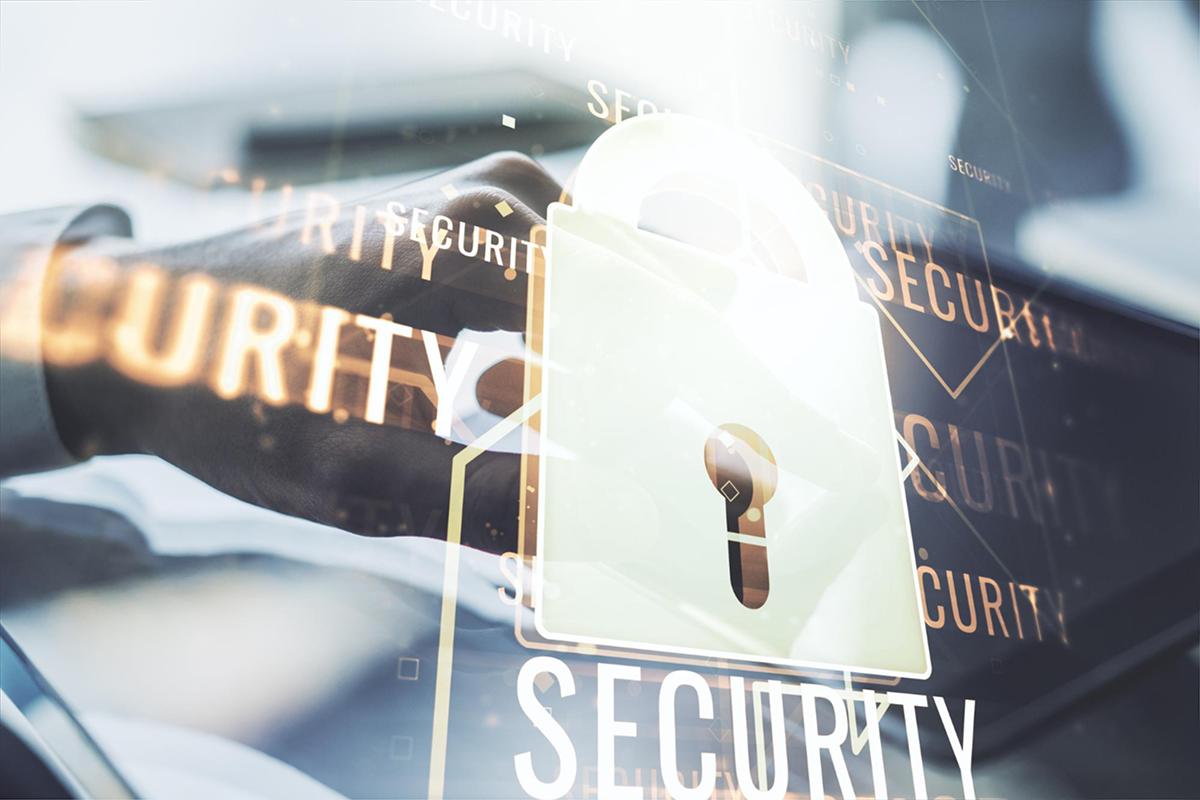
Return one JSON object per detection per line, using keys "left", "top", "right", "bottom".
{"left": 720, "top": 480, "right": 740, "bottom": 503}
{"left": 708, "top": 717, "right": 731, "bottom": 743}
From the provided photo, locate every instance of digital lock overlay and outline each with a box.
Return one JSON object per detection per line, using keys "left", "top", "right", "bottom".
{"left": 426, "top": 115, "right": 1002, "bottom": 798}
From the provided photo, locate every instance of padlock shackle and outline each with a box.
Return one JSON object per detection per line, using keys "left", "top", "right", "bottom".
{"left": 570, "top": 114, "right": 858, "bottom": 301}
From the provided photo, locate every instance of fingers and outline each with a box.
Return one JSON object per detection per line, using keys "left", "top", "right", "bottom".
{"left": 355, "top": 153, "right": 559, "bottom": 335}
{"left": 169, "top": 151, "right": 562, "bottom": 337}
{"left": 153, "top": 392, "right": 525, "bottom": 553}
{"left": 427, "top": 187, "right": 542, "bottom": 333}
{"left": 292, "top": 413, "right": 524, "bottom": 553}
{"left": 455, "top": 151, "right": 565, "bottom": 216}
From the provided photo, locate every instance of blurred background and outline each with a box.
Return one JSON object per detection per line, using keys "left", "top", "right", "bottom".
{"left": 1, "top": 3, "right": 1197, "bottom": 799}
{"left": 3, "top": 1, "right": 1197, "bottom": 321}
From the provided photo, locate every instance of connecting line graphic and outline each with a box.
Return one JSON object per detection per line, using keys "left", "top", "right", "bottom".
{"left": 853, "top": 267, "right": 1025, "bottom": 400}
{"left": 959, "top": 166, "right": 1066, "bottom": 614}
{"left": 907, "top": 0, "right": 1057, "bottom": 172}
{"left": 909, "top": 345, "right": 1015, "bottom": 489}
{"left": 428, "top": 395, "right": 543, "bottom": 800}
{"left": 748, "top": 673, "right": 892, "bottom": 789}
{"left": 930, "top": 3, "right": 1072, "bottom": 614}
{"left": 974, "top": 0, "right": 1069, "bottom": 630}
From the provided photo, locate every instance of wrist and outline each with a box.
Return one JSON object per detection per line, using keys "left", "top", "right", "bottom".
{"left": 41, "top": 240, "right": 148, "bottom": 460}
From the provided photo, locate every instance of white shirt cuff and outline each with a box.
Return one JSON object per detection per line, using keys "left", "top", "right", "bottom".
{"left": 0, "top": 205, "right": 132, "bottom": 477}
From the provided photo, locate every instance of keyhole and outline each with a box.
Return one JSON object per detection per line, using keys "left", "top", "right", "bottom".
{"left": 704, "top": 424, "right": 778, "bottom": 609}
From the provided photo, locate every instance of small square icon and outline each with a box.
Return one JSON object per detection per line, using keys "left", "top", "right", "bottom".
{"left": 397, "top": 656, "right": 420, "bottom": 680}
{"left": 495, "top": 200, "right": 514, "bottom": 218}
{"left": 502, "top": 114, "right": 516, "bottom": 129}
{"left": 390, "top": 735, "right": 413, "bottom": 761}
{"left": 876, "top": 95, "right": 886, "bottom": 105}
{"left": 527, "top": 82, "right": 545, "bottom": 98}
{"left": 846, "top": 81, "right": 856, "bottom": 92}
{"left": 441, "top": 184, "right": 459, "bottom": 200}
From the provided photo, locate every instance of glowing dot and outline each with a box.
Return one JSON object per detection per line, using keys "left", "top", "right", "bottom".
{"left": 333, "top": 408, "right": 350, "bottom": 423}
{"left": 294, "top": 329, "right": 313, "bottom": 347}
{"left": 495, "top": 200, "right": 514, "bottom": 217}
{"left": 502, "top": 114, "right": 516, "bottom": 129}
{"left": 504, "top": 267, "right": 517, "bottom": 280}
{"left": 746, "top": 508, "right": 761, "bottom": 522}
{"left": 259, "top": 435, "right": 275, "bottom": 450}
{"left": 918, "top": 547, "right": 929, "bottom": 560}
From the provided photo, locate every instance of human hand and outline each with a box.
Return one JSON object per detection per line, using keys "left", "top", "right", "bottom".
{"left": 41, "top": 153, "right": 562, "bottom": 552}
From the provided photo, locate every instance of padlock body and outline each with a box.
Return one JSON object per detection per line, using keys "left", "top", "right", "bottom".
{"left": 535, "top": 204, "right": 930, "bottom": 678}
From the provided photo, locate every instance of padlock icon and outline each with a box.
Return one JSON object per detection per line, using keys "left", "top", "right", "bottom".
{"left": 534, "top": 115, "right": 930, "bottom": 678}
